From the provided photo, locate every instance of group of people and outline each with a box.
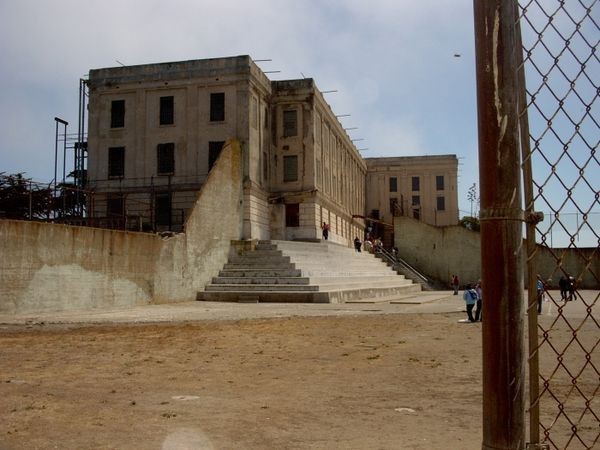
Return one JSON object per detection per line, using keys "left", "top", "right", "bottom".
{"left": 352, "top": 236, "right": 383, "bottom": 254}
{"left": 559, "top": 274, "right": 577, "bottom": 301}
{"left": 462, "top": 281, "right": 483, "bottom": 323}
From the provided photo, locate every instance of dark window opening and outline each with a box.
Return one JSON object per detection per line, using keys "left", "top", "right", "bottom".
{"left": 412, "top": 176, "right": 420, "bottom": 191}
{"left": 389, "top": 177, "right": 398, "bottom": 192}
{"left": 106, "top": 194, "right": 124, "bottom": 217}
{"left": 436, "top": 175, "right": 445, "bottom": 191}
{"left": 437, "top": 196, "right": 446, "bottom": 211}
{"left": 160, "top": 96, "right": 174, "bottom": 125}
{"left": 210, "top": 92, "right": 225, "bottom": 122}
{"left": 155, "top": 192, "right": 171, "bottom": 227}
{"left": 412, "top": 195, "right": 420, "bottom": 206}
{"left": 108, "top": 147, "right": 125, "bottom": 178}
{"left": 283, "top": 110, "right": 297, "bottom": 137}
{"left": 285, "top": 203, "right": 300, "bottom": 227}
{"left": 111, "top": 100, "right": 125, "bottom": 128}
{"left": 208, "top": 141, "right": 225, "bottom": 171}
{"left": 157, "top": 143, "right": 175, "bottom": 175}
{"left": 283, "top": 155, "right": 298, "bottom": 182}
{"left": 370, "top": 209, "right": 380, "bottom": 220}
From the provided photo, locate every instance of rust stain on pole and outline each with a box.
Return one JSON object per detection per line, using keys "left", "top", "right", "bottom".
{"left": 474, "top": 1, "right": 525, "bottom": 449}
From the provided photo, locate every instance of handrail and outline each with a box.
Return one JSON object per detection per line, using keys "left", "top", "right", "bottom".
{"left": 379, "top": 248, "right": 429, "bottom": 283}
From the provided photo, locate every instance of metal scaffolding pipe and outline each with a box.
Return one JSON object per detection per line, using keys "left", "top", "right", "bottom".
{"left": 474, "top": 1, "right": 526, "bottom": 449}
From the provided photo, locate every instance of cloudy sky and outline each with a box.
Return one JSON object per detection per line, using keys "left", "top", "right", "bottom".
{"left": 0, "top": 0, "right": 480, "bottom": 215}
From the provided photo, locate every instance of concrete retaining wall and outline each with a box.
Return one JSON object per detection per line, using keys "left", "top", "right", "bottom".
{"left": 394, "top": 216, "right": 598, "bottom": 289}
{"left": 0, "top": 140, "right": 243, "bottom": 314}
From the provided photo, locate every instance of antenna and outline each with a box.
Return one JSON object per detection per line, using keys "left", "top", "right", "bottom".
{"left": 321, "top": 90, "right": 338, "bottom": 94}
{"left": 115, "top": 60, "right": 126, "bottom": 66}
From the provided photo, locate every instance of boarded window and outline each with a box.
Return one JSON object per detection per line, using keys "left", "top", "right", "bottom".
{"left": 437, "top": 196, "right": 446, "bottom": 211}
{"left": 283, "top": 110, "right": 297, "bottom": 137}
{"left": 155, "top": 192, "right": 171, "bottom": 226}
{"left": 157, "top": 143, "right": 175, "bottom": 175}
{"left": 106, "top": 194, "right": 124, "bottom": 217}
{"left": 208, "top": 141, "right": 225, "bottom": 171}
{"left": 210, "top": 92, "right": 225, "bottom": 122}
{"left": 283, "top": 155, "right": 298, "bottom": 182}
{"left": 285, "top": 203, "right": 300, "bottom": 227}
{"left": 108, "top": 147, "right": 125, "bottom": 178}
{"left": 436, "top": 175, "right": 445, "bottom": 191}
{"left": 412, "top": 176, "right": 420, "bottom": 191}
{"left": 110, "top": 100, "right": 125, "bottom": 128}
{"left": 159, "top": 96, "right": 174, "bottom": 125}
{"left": 389, "top": 177, "right": 398, "bottom": 192}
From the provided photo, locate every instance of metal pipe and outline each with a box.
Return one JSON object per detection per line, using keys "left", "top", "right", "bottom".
{"left": 516, "top": 14, "right": 542, "bottom": 447}
{"left": 474, "top": 1, "right": 526, "bottom": 449}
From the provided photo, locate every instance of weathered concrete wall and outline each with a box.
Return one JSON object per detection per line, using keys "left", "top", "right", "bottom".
{"left": 394, "top": 216, "right": 599, "bottom": 289}
{"left": 0, "top": 140, "right": 243, "bottom": 314}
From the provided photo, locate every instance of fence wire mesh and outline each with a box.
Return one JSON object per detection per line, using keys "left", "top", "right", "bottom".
{"left": 519, "top": 0, "right": 599, "bottom": 448}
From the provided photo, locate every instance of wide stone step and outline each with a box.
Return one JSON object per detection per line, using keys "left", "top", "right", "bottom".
{"left": 205, "top": 284, "right": 320, "bottom": 292}
{"left": 212, "top": 276, "right": 310, "bottom": 285}
{"left": 223, "top": 263, "right": 297, "bottom": 270}
{"left": 229, "top": 255, "right": 291, "bottom": 264}
{"left": 197, "top": 283, "right": 421, "bottom": 303}
{"left": 218, "top": 269, "right": 303, "bottom": 277}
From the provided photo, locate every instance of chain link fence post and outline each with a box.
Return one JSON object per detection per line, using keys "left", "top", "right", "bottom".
{"left": 474, "top": 1, "right": 526, "bottom": 449}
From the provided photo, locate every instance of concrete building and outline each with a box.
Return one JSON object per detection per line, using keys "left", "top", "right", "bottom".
{"left": 86, "top": 55, "right": 456, "bottom": 246}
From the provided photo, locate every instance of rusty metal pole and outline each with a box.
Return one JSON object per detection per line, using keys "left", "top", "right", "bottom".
{"left": 474, "top": 1, "right": 526, "bottom": 450}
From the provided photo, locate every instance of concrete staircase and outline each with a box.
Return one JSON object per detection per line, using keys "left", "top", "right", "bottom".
{"left": 197, "top": 240, "right": 421, "bottom": 303}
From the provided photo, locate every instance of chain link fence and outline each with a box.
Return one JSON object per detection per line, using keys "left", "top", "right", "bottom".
{"left": 519, "top": 0, "right": 599, "bottom": 448}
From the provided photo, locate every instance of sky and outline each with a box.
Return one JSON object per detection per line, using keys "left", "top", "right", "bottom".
{"left": 0, "top": 0, "right": 596, "bottom": 246}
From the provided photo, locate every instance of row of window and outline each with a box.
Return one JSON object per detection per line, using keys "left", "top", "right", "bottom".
{"left": 110, "top": 93, "right": 225, "bottom": 128}
{"left": 106, "top": 192, "right": 172, "bottom": 226}
{"left": 387, "top": 196, "right": 446, "bottom": 213}
{"left": 107, "top": 142, "right": 225, "bottom": 178}
{"left": 388, "top": 175, "right": 445, "bottom": 193}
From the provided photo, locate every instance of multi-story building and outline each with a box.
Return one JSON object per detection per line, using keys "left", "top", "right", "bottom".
{"left": 86, "top": 55, "right": 457, "bottom": 246}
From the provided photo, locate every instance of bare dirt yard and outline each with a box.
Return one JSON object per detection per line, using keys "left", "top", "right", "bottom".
{"left": 1, "top": 293, "right": 596, "bottom": 450}
{"left": 1, "top": 312, "right": 484, "bottom": 450}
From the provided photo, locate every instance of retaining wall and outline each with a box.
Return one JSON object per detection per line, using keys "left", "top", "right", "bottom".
{"left": 394, "top": 216, "right": 598, "bottom": 289}
{"left": 0, "top": 140, "right": 243, "bottom": 314}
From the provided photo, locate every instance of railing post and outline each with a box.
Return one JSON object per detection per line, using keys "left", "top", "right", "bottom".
{"left": 474, "top": 1, "right": 526, "bottom": 449}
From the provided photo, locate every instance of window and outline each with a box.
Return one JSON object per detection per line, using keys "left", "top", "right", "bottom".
{"left": 389, "top": 177, "right": 398, "bottom": 192}
{"left": 412, "top": 176, "right": 420, "bottom": 191}
{"left": 106, "top": 194, "right": 124, "bottom": 217}
{"left": 283, "top": 155, "right": 298, "bottom": 182}
{"left": 251, "top": 96, "right": 258, "bottom": 129}
{"left": 262, "top": 151, "right": 268, "bottom": 182}
{"left": 371, "top": 209, "right": 380, "bottom": 220}
{"left": 159, "top": 96, "right": 174, "bottom": 125}
{"left": 390, "top": 198, "right": 398, "bottom": 214}
{"left": 412, "top": 195, "right": 420, "bottom": 206}
{"left": 437, "top": 196, "right": 446, "bottom": 211}
{"left": 283, "top": 110, "right": 297, "bottom": 137}
{"left": 108, "top": 147, "right": 125, "bottom": 178}
{"left": 110, "top": 100, "right": 125, "bottom": 128}
{"left": 285, "top": 203, "right": 299, "bottom": 227}
{"left": 436, "top": 175, "right": 445, "bottom": 191}
{"left": 155, "top": 192, "right": 171, "bottom": 227}
{"left": 210, "top": 92, "right": 225, "bottom": 122}
{"left": 208, "top": 141, "right": 225, "bottom": 171}
{"left": 157, "top": 143, "right": 175, "bottom": 175}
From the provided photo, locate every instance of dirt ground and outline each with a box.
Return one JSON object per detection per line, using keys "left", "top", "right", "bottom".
{"left": 0, "top": 293, "right": 596, "bottom": 450}
{"left": 1, "top": 311, "right": 485, "bottom": 450}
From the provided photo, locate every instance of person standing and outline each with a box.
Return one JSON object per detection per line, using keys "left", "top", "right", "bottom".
{"left": 353, "top": 237, "right": 362, "bottom": 252}
{"left": 559, "top": 275, "right": 568, "bottom": 301}
{"left": 536, "top": 275, "right": 545, "bottom": 314}
{"left": 474, "top": 280, "right": 483, "bottom": 322}
{"left": 462, "top": 284, "right": 478, "bottom": 322}
{"left": 451, "top": 275, "right": 460, "bottom": 295}
{"left": 321, "top": 222, "right": 330, "bottom": 240}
